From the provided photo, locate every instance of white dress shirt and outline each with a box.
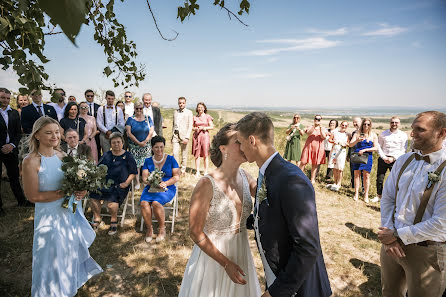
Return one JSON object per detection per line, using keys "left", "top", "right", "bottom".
{"left": 254, "top": 151, "right": 279, "bottom": 286}
{"left": 173, "top": 108, "right": 186, "bottom": 131}
{"left": 0, "top": 105, "right": 12, "bottom": 144}
{"left": 124, "top": 102, "right": 134, "bottom": 118}
{"left": 67, "top": 145, "right": 78, "bottom": 156}
{"left": 96, "top": 106, "right": 125, "bottom": 134}
{"left": 143, "top": 105, "right": 153, "bottom": 122}
{"left": 378, "top": 129, "right": 408, "bottom": 160}
{"left": 381, "top": 149, "right": 446, "bottom": 245}
{"left": 48, "top": 102, "right": 66, "bottom": 121}
{"left": 32, "top": 102, "right": 45, "bottom": 116}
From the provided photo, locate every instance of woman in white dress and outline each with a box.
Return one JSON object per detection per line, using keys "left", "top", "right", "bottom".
{"left": 179, "top": 123, "right": 261, "bottom": 297}
{"left": 22, "top": 117, "right": 102, "bottom": 297}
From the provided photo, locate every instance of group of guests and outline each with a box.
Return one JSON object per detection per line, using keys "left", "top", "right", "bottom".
{"left": 284, "top": 114, "right": 408, "bottom": 203}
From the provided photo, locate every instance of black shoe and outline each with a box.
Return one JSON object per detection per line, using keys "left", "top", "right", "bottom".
{"left": 18, "top": 200, "right": 34, "bottom": 207}
{"left": 0, "top": 208, "right": 6, "bottom": 217}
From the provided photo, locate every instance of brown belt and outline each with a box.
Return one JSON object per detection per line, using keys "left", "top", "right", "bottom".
{"left": 416, "top": 240, "right": 446, "bottom": 246}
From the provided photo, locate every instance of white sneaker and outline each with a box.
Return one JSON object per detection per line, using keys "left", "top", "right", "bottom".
{"left": 325, "top": 184, "right": 334, "bottom": 189}
{"left": 331, "top": 185, "right": 341, "bottom": 192}
{"left": 135, "top": 183, "right": 141, "bottom": 190}
{"left": 370, "top": 196, "right": 380, "bottom": 203}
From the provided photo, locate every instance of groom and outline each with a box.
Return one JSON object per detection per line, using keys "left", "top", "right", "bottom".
{"left": 236, "top": 112, "right": 331, "bottom": 297}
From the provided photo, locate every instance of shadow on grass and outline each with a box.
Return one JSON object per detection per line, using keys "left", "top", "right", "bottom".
{"left": 345, "top": 222, "right": 379, "bottom": 242}
{"left": 350, "top": 258, "right": 382, "bottom": 297}
{"left": 366, "top": 204, "right": 381, "bottom": 212}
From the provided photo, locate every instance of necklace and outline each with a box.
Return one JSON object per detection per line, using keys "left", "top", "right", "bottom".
{"left": 153, "top": 154, "right": 165, "bottom": 164}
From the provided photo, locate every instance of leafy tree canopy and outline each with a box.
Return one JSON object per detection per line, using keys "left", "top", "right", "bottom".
{"left": 0, "top": 0, "right": 249, "bottom": 94}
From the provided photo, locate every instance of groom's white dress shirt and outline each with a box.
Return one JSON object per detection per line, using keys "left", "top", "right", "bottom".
{"left": 255, "top": 151, "right": 278, "bottom": 287}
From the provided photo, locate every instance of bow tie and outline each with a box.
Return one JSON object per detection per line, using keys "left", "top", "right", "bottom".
{"left": 178, "top": 109, "right": 184, "bottom": 113}
{"left": 107, "top": 106, "right": 113, "bottom": 109}
{"left": 415, "top": 153, "right": 431, "bottom": 164}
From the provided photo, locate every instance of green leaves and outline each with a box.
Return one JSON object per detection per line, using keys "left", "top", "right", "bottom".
{"left": 177, "top": 0, "right": 250, "bottom": 22}
{"left": 37, "top": 0, "right": 88, "bottom": 43}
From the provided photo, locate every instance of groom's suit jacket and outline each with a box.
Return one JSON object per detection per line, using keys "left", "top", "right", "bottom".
{"left": 254, "top": 154, "right": 332, "bottom": 297}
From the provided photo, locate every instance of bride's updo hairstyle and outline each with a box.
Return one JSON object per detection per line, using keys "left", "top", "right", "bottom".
{"left": 210, "top": 123, "right": 236, "bottom": 167}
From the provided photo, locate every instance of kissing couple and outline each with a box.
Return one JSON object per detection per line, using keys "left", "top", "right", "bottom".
{"left": 178, "top": 112, "right": 332, "bottom": 297}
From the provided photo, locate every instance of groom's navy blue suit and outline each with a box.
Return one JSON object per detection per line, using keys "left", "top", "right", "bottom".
{"left": 250, "top": 154, "right": 332, "bottom": 297}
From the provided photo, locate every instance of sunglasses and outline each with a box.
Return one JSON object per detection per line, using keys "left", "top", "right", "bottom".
{"left": 341, "top": 125, "right": 348, "bottom": 127}
{"left": 80, "top": 106, "right": 89, "bottom": 110}
{"left": 390, "top": 121, "right": 399, "bottom": 124}
{"left": 86, "top": 95, "right": 94, "bottom": 98}
{"left": 363, "top": 123, "right": 371, "bottom": 126}
{"left": 314, "top": 118, "right": 322, "bottom": 121}
{"left": 135, "top": 107, "right": 143, "bottom": 110}
{"left": 125, "top": 95, "right": 132, "bottom": 98}
{"left": 294, "top": 117, "right": 300, "bottom": 119}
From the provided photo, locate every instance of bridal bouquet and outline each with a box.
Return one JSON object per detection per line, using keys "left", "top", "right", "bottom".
{"left": 147, "top": 168, "right": 166, "bottom": 193}
{"left": 60, "top": 156, "right": 113, "bottom": 213}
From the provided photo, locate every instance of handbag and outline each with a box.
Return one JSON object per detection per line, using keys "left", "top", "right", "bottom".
{"left": 350, "top": 152, "right": 368, "bottom": 164}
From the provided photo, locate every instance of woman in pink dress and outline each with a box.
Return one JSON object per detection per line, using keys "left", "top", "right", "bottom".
{"left": 299, "top": 115, "right": 328, "bottom": 183}
{"left": 192, "top": 102, "right": 214, "bottom": 177}
{"left": 79, "top": 101, "right": 99, "bottom": 163}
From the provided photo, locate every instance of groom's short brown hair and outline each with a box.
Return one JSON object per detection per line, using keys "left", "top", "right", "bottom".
{"left": 235, "top": 112, "right": 274, "bottom": 144}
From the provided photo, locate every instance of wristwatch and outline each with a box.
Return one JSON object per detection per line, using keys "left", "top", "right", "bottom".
{"left": 393, "top": 229, "right": 399, "bottom": 238}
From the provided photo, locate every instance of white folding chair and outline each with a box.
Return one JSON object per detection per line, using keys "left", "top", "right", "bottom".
{"left": 140, "top": 187, "right": 178, "bottom": 234}
{"left": 83, "top": 181, "right": 135, "bottom": 227}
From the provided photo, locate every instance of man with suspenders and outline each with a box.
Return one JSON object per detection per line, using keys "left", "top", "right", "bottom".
{"left": 96, "top": 90, "right": 125, "bottom": 153}
{"left": 378, "top": 111, "right": 446, "bottom": 297}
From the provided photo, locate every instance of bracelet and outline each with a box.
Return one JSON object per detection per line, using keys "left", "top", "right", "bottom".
{"left": 196, "top": 236, "right": 206, "bottom": 244}
{"left": 223, "top": 262, "right": 228, "bottom": 270}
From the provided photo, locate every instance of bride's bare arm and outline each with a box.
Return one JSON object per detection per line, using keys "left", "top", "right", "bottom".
{"left": 22, "top": 156, "right": 64, "bottom": 203}
{"left": 189, "top": 177, "right": 247, "bottom": 285}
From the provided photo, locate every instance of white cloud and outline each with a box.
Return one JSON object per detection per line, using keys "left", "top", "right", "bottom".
{"left": 307, "top": 27, "right": 349, "bottom": 36}
{"left": 237, "top": 73, "right": 272, "bottom": 79}
{"left": 362, "top": 24, "right": 408, "bottom": 37}
{"left": 236, "top": 38, "right": 341, "bottom": 56}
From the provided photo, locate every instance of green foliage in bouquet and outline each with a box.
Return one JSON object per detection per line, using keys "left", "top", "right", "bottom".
{"left": 147, "top": 168, "right": 165, "bottom": 189}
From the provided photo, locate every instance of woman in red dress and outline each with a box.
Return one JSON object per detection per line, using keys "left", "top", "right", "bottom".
{"left": 299, "top": 115, "right": 328, "bottom": 183}
{"left": 192, "top": 102, "right": 214, "bottom": 177}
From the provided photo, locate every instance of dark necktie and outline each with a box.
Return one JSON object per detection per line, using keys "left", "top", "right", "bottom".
{"left": 68, "top": 149, "right": 73, "bottom": 156}
{"left": 414, "top": 153, "right": 430, "bottom": 164}
{"left": 36, "top": 105, "right": 43, "bottom": 116}
{"left": 89, "top": 104, "right": 93, "bottom": 116}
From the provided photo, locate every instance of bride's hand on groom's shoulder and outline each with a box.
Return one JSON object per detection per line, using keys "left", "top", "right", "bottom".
{"left": 224, "top": 261, "right": 247, "bottom": 285}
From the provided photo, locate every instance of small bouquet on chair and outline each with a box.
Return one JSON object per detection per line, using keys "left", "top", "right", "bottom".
{"left": 60, "top": 155, "right": 113, "bottom": 213}
{"left": 147, "top": 168, "right": 167, "bottom": 193}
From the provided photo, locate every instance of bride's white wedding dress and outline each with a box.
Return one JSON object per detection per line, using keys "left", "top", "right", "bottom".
{"left": 178, "top": 169, "right": 261, "bottom": 297}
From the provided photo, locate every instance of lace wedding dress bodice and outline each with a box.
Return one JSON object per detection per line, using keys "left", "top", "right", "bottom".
{"left": 202, "top": 170, "right": 252, "bottom": 235}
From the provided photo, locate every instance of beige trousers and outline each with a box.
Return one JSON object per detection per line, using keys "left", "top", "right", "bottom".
{"left": 172, "top": 132, "right": 188, "bottom": 173}
{"left": 380, "top": 243, "right": 446, "bottom": 297}
{"left": 99, "top": 133, "right": 111, "bottom": 154}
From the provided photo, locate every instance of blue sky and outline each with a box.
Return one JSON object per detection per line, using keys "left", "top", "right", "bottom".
{"left": 2, "top": 0, "right": 446, "bottom": 109}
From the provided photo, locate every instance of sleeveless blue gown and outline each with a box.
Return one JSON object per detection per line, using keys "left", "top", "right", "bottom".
{"left": 31, "top": 154, "right": 103, "bottom": 297}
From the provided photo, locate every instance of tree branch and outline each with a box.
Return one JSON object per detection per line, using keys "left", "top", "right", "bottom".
{"left": 222, "top": 6, "right": 249, "bottom": 27}
{"left": 145, "top": 0, "right": 179, "bottom": 41}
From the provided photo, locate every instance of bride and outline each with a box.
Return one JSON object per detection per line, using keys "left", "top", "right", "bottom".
{"left": 179, "top": 123, "right": 261, "bottom": 296}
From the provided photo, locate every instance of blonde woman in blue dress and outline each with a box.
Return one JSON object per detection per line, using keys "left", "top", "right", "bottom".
{"left": 22, "top": 117, "right": 102, "bottom": 297}
{"left": 179, "top": 123, "right": 261, "bottom": 297}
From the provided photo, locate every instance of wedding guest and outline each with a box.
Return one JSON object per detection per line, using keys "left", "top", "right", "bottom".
{"left": 22, "top": 116, "right": 102, "bottom": 296}
{"left": 78, "top": 101, "right": 99, "bottom": 163}
{"left": 68, "top": 95, "right": 77, "bottom": 103}
{"left": 151, "top": 101, "right": 166, "bottom": 131}
{"left": 84, "top": 89, "right": 101, "bottom": 158}
{"left": 378, "top": 111, "right": 446, "bottom": 297}
{"left": 299, "top": 115, "right": 328, "bottom": 183}
{"left": 59, "top": 102, "right": 88, "bottom": 144}
{"left": 324, "top": 119, "right": 338, "bottom": 180}
{"left": 371, "top": 116, "right": 408, "bottom": 203}
{"left": 0, "top": 88, "right": 30, "bottom": 217}
{"left": 142, "top": 93, "right": 163, "bottom": 136}
{"left": 179, "top": 124, "right": 261, "bottom": 296}
{"left": 326, "top": 121, "right": 350, "bottom": 191}
{"left": 48, "top": 88, "right": 67, "bottom": 121}
{"left": 89, "top": 132, "right": 137, "bottom": 235}
{"left": 16, "top": 94, "right": 30, "bottom": 116}
{"left": 96, "top": 90, "right": 125, "bottom": 153}
{"left": 123, "top": 91, "right": 134, "bottom": 118}
{"left": 61, "top": 129, "right": 93, "bottom": 160}
{"left": 283, "top": 113, "right": 304, "bottom": 165}
{"left": 21, "top": 89, "right": 58, "bottom": 134}
{"left": 192, "top": 102, "right": 214, "bottom": 177}
{"left": 116, "top": 100, "right": 127, "bottom": 121}
{"left": 172, "top": 97, "right": 193, "bottom": 174}
{"left": 349, "top": 118, "right": 378, "bottom": 203}
{"left": 140, "top": 136, "right": 180, "bottom": 243}
{"left": 126, "top": 101, "right": 154, "bottom": 190}
{"left": 349, "top": 116, "right": 362, "bottom": 188}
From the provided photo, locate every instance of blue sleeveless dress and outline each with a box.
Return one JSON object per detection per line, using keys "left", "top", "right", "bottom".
{"left": 351, "top": 139, "right": 374, "bottom": 172}
{"left": 31, "top": 154, "right": 103, "bottom": 297}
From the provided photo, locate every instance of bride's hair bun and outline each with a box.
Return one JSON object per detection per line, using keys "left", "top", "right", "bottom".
{"left": 210, "top": 123, "right": 235, "bottom": 167}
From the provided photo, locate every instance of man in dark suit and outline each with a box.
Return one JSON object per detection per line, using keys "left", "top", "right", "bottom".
{"left": 142, "top": 93, "right": 162, "bottom": 136}
{"left": 61, "top": 129, "right": 93, "bottom": 161}
{"left": 20, "top": 90, "right": 58, "bottom": 134}
{"left": 0, "top": 88, "right": 31, "bottom": 216}
{"left": 84, "top": 89, "right": 102, "bottom": 158}
{"left": 236, "top": 112, "right": 331, "bottom": 297}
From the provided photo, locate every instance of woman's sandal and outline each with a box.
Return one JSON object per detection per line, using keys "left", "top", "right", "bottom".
{"left": 155, "top": 227, "right": 166, "bottom": 242}
{"left": 91, "top": 220, "right": 102, "bottom": 231}
{"left": 108, "top": 221, "right": 118, "bottom": 236}
{"left": 145, "top": 226, "right": 153, "bottom": 243}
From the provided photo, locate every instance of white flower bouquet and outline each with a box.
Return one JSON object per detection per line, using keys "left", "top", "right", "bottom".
{"left": 60, "top": 155, "right": 113, "bottom": 213}
{"left": 147, "top": 168, "right": 166, "bottom": 193}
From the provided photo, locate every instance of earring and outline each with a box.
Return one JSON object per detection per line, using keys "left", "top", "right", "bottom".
{"left": 224, "top": 153, "right": 228, "bottom": 161}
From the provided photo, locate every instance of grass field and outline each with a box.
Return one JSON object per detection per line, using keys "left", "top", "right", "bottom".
{"left": 0, "top": 109, "right": 403, "bottom": 297}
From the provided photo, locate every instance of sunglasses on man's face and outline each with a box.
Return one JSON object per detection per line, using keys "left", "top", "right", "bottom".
{"left": 135, "top": 108, "right": 143, "bottom": 110}
{"left": 125, "top": 95, "right": 132, "bottom": 98}
{"left": 86, "top": 95, "right": 94, "bottom": 98}
{"left": 390, "top": 121, "right": 399, "bottom": 124}
{"left": 314, "top": 118, "right": 322, "bottom": 121}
